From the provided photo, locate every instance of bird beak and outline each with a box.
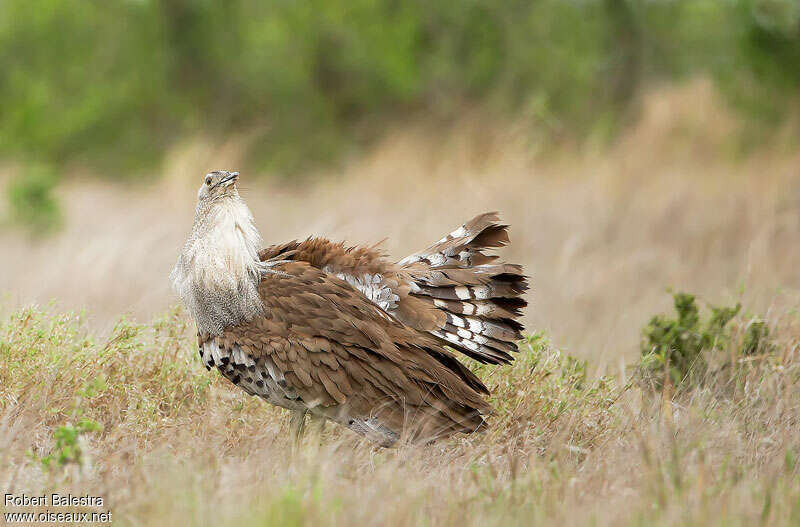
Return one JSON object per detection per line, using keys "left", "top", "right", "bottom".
{"left": 213, "top": 172, "right": 239, "bottom": 189}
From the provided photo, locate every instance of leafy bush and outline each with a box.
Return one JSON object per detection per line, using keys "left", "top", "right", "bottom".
{"left": 6, "top": 164, "right": 61, "bottom": 234}
{"left": 638, "top": 292, "right": 774, "bottom": 390}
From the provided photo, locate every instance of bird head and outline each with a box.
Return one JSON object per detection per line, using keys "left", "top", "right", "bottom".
{"left": 197, "top": 170, "right": 240, "bottom": 203}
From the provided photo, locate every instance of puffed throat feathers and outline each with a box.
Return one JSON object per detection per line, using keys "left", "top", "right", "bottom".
{"left": 171, "top": 195, "right": 264, "bottom": 335}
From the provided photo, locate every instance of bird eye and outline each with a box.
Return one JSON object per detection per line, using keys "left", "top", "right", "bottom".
{"left": 205, "top": 177, "right": 212, "bottom": 186}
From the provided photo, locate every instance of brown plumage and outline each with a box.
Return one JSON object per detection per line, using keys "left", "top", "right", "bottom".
{"left": 172, "top": 171, "right": 528, "bottom": 446}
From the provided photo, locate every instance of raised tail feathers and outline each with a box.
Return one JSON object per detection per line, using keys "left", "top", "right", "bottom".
{"left": 400, "top": 212, "right": 529, "bottom": 364}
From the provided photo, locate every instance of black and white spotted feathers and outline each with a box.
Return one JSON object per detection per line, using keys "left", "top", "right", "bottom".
{"left": 400, "top": 212, "right": 528, "bottom": 364}
{"left": 199, "top": 340, "right": 307, "bottom": 411}
{"left": 198, "top": 340, "right": 403, "bottom": 446}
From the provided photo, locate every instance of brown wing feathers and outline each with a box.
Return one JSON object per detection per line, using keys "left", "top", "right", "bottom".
{"left": 255, "top": 213, "right": 529, "bottom": 367}
{"left": 212, "top": 261, "right": 490, "bottom": 444}
{"left": 400, "top": 212, "right": 528, "bottom": 365}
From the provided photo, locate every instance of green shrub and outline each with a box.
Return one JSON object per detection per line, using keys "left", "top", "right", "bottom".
{"left": 640, "top": 292, "right": 741, "bottom": 389}
{"left": 638, "top": 292, "right": 776, "bottom": 391}
{"left": 6, "top": 164, "right": 62, "bottom": 235}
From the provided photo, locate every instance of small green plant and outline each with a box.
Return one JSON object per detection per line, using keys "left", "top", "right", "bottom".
{"left": 742, "top": 318, "right": 771, "bottom": 356}
{"left": 639, "top": 292, "right": 742, "bottom": 390}
{"left": 39, "top": 418, "right": 103, "bottom": 470}
{"left": 6, "top": 165, "right": 62, "bottom": 235}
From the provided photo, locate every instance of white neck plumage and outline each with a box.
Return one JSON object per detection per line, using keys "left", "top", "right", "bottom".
{"left": 171, "top": 195, "right": 265, "bottom": 335}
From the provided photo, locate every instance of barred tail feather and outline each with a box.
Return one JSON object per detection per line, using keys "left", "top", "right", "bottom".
{"left": 400, "top": 212, "right": 529, "bottom": 365}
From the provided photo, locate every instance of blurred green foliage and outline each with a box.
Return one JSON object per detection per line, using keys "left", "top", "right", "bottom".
{"left": 639, "top": 292, "right": 773, "bottom": 391}
{"left": 6, "top": 164, "right": 62, "bottom": 234}
{"left": 38, "top": 418, "right": 103, "bottom": 471}
{"left": 0, "top": 0, "right": 798, "bottom": 177}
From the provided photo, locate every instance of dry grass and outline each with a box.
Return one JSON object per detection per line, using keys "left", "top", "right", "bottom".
{"left": 1, "top": 80, "right": 800, "bottom": 525}
{"left": 1, "top": 305, "right": 798, "bottom": 526}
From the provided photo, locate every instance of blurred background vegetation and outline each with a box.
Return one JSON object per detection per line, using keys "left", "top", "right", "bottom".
{"left": 1, "top": 0, "right": 799, "bottom": 230}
